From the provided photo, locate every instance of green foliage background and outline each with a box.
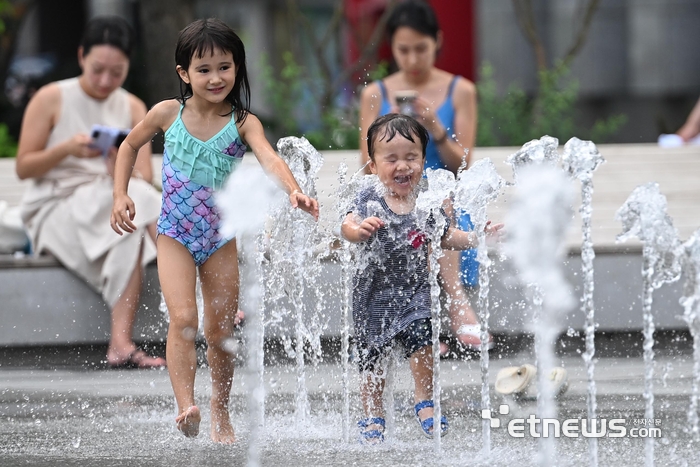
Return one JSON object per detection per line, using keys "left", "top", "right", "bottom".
{"left": 477, "top": 62, "right": 626, "bottom": 147}
{"left": 261, "top": 56, "right": 626, "bottom": 151}
{"left": 0, "top": 0, "right": 17, "bottom": 157}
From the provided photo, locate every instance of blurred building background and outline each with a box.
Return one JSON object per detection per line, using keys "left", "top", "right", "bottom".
{"left": 1, "top": 0, "right": 699, "bottom": 148}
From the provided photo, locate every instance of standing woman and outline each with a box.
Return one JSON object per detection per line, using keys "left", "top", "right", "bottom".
{"left": 15, "top": 16, "right": 165, "bottom": 368}
{"left": 359, "top": 0, "right": 490, "bottom": 352}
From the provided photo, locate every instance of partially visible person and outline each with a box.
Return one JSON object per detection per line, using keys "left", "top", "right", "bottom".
{"left": 343, "top": 113, "right": 503, "bottom": 443}
{"left": 676, "top": 96, "right": 700, "bottom": 142}
{"left": 15, "top": 16, "right": 165, "bottom": 369}
{"left": 358, "top": 0, "right": 489, "bottom": 355}
{"left": 111, "top": 18, "right": 318, "bottom": 443}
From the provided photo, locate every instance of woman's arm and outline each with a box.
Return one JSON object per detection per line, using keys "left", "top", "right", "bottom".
{"left": 677, "top": 96, "right": 700, "bottom": 141}
{"left": 414, "top": 77, "right": 477, "bottom": 174}
{"left": 238, "top": 114, "right": 319, "bottom": 219}
{"left": 128, "top": 94, "right": 153, "bottom": 183}
{"left": 358, "top": 82, "right": 382, "bottom": 174}
{"left": 15, "top": 83, "right": 102, "bottom": 179}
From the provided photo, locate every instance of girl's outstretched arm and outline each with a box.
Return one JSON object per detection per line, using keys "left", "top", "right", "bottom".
{"left": 239, "top": 114, "right": 319, "bottom": 220}
{"left": 111, "top": 100, "right": 178, "bottom": 235}
{"left": 441, "top": 221, "right": 504, "bottom": 250}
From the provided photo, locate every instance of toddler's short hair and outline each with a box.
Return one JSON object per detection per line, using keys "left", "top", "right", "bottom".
{"left": 366, "top": 113, "right": 429, "bottom": 161}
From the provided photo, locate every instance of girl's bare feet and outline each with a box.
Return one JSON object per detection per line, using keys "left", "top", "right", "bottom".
{"left": 176, "top": 406, "right": 201, "bottom": 438}
{"left": 211, "top": 408, "right": 235, "bottom": 444}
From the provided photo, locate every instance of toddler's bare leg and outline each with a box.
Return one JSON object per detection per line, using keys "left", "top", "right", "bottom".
{"left": 410, "top": 345, "right": 435, "bottom": 432}
{"left": 200, "top": 239, "right": 240, "bottom": 444}
{"left": 158, "top": 236, "right": 200, "bottom": 437}
{"left": 360, "top": 364, "right": 386, "bottom": 438}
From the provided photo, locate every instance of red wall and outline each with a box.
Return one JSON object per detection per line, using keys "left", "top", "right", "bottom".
{"left": 344, "top": 0, "right": 476, "bottom": 83}
{"left": 431, "top": 0, "right": 476, "bottom": 81}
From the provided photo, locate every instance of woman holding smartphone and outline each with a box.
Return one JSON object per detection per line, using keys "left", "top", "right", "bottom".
{"left": 359, "top": 0, "right": 490, "bottom": 354}
{"left": 15, "top": 16, "right": 165, "bottom": 368}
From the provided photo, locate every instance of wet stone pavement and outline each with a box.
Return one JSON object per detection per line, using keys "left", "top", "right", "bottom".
{"left": 2, "top": 343, "right": 700, "bottom": 466}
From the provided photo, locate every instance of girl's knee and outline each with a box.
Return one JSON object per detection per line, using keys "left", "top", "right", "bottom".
{"left": 169, "top": 312, "right": 199, "bottom": 341}
{"left": 203, "top": 324, "right": 235, "bottom": 351}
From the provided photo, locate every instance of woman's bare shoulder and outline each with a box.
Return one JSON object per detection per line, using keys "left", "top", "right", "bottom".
{"left": 452, "top": 75, "right": 477, "bottom": 103}
{"left": 28, "top": 82, "right": 61, "bottom": 110}
{"left": 360, "top": 80, "right": 383, "bottom": 101}
{"left": 453, "top": 74, "right": 475, "bottom": 92}
{"left": 126, "top": 91, "right": 146, "bottom": 114}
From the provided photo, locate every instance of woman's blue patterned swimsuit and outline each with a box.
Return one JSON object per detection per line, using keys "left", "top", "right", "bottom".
{"left": 157, "top": 105, "right": 246, "bottom": 266}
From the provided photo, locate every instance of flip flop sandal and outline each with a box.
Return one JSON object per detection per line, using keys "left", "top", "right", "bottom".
{"left": 107, "top": 349, "right": 167, "bottom": 369}
{"left": 358, "top": 417, "right": 385, "bottom": 444}
{"left": 495, "top": 364, "right": 537, "bottom": 395}
{"left": 414, "top": 400, "right": 448, "bottom": 438}
{"left": 550, "top": 367, "right": 569, "bottom": 397}
{"left": 522, "top": 366, "right": 569, "bottom": 399}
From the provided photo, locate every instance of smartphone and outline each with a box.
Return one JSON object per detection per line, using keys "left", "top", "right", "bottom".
{"left": 89, "top": 124, "right": 130, "bottom": 157}
{"left": 395, "top": 90, "right": 418, "bottom": 117}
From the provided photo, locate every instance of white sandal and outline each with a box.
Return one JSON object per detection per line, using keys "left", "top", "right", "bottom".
{"left": 495, "top": 364, "right": 569, "bottom": 399}
{"left": 495, "top": 364, "right": 537, "bottom": 396}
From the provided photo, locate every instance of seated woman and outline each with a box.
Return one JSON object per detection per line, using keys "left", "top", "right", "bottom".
{"left": 15, "top": 16, "right": 165, "bottom": 368}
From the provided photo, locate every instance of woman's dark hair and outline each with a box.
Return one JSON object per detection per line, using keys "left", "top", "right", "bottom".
{"left": 175, "top": 18, "right": 250, "bottom": 123}
{"left": 386, "top": 0, "right": 440, "bottom": 40}
{"left": 80, "top": 16, "right": 135, "bottom": 57}
{"left": 366, "top": 113, "right": 429, "bottom": 160}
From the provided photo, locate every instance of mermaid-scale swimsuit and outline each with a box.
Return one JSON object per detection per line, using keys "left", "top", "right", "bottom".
{"left": 157, "top": 105, "right": 246, "bottom": 266}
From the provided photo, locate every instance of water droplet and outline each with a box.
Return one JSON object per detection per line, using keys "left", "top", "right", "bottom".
{"left": 222, "top": 338, "right": 238, "bottom": 355}
{"left": 182, "top": 326, "right": 196, "bottom": 341}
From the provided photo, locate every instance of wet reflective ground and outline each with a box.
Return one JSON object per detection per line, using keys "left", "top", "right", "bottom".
{"left": 2, "top": 351, "right": 700, "bottom": 466}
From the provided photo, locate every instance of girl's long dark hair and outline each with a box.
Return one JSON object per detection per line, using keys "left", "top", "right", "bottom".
{"left": 175, "top": 18, "right": 250, "bottom": 122}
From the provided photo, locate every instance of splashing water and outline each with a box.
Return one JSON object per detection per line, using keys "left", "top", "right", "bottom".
{"left": 615, "top": 182, "right": 683, "bottom": 467}
{"left": 217, "top": 163, "right": 285, "bottom": 467}
{"left": 505, "top": 135, "right": 560, "bottom": 182}
{"left": 681, "top": 230, "right": 700, "bottom": 439}
{"left": 335, "top": 162, "right": 352, "bottom": 443}
{"left": 505, "top": 136, "right": 562, "bottom": 375}
{"left": 562, "top": 137, "right": 605, "bottom": 467}
{"left": 615, "top": 183, "right": 683, "bottom": 288}
{"left": 265, "top": 137, "right": 326, "bottom": 425}
{"left": 453, "top": 158, "right": 504, "bottom": 454}
{"left": 504, "top": 164, "right": 575, "bottom": 466}
{"left": 415, "top": 168, "right": 457, "bottom": 453}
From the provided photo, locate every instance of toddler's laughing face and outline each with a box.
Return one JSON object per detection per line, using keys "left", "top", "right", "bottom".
{"left": 369, "top": 132, "right": 425, "bottom": 199}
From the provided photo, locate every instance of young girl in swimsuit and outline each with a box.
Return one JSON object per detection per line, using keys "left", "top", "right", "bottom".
{"left": 110, "top": 18, "right": 318, "bottom": 444}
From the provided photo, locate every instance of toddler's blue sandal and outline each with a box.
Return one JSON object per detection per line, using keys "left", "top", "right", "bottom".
{"left": 358, "top": 417, "right": 385, "bottom": 444}
{"left": 414, "top": 400, "right": 448, "bottom": 438}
